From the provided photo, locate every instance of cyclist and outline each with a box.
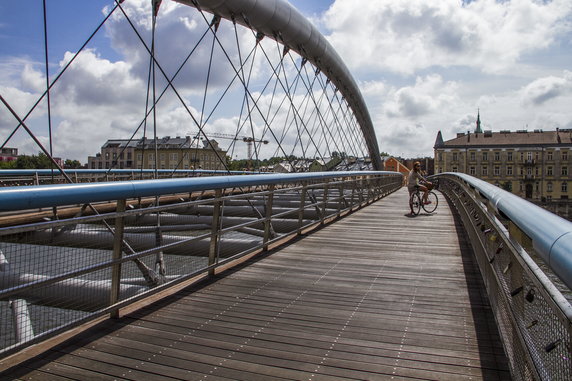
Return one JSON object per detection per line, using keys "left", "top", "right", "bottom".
{"left": 408, "top": 161, "right": 433, "bottom": 214}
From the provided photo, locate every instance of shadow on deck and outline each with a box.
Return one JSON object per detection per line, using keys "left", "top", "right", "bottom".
{"left": 1, "top": 188, "right": 510, "bottom": 380}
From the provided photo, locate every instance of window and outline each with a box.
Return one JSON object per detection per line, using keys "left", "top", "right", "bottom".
{"left": 547, "top": 182, "right": 553, "bottom": 192}
{"left": 527, "top": 167, "right": 532, "bottom": 176}
{"left": 520, "top": 152, "right": 524, "bottom": 161}
{"left": 547, "top": 166, "right": 553, "bottom": 176}
{"left": 482, "top": 166, "right": 488, "bottom": 176}
{"left": 170, "top": 153, "right": 178, "bottom": 161}
{"left": 137, "top": 153, "right": 142, "bottom": 161}
{"left": 452, "top": 153, "right": 458, "bottom": 161}
{"left": 452, "top": 166, "right": 458, "bottom": 172}
{"left": 438, "top": 152, "right": 443, "bottom": 161}
{"left": 562, "top": 166, "right": 568, "bottom": 176}
{"left": 470, "top": 152, "right": 476, "bottom": 161}
{"left": 160, "top": 153, "right": 166, "bottom": 161}
{"left": 494, "top": 166, "right": 500, "bottom": 176}
{"left": 507, "top": 166, "right": 513, "bottom": 176}
{"left": 148, "top": 153, "right": 155, "bottom": 161}
{"left": 563, "top": 151, "right": 569, "bottom": 161}
{"left": 527, "top": 151, "right": 533, "bottom": 160}
{"left": 547, "top": 151, "right": 553, "bottom": 161}
{"left": 562, "top": 182, "right": 568, "bottom": 193}
{"left": 113, "top": 152, "right": 117, "bottom": 159}
{"left": 470, "top": 167, "right": 476, "bottom": 175}
{"left": 482, "top": 152, "right": 488, "bottom": 161}
{"left": 494, "top": 152, "right": 500, "bottom": 161}
{"left": 105, "top": 152, "right": 110, "bottom": 159}
{"left": 507, "top": 152, "right": 513, "bottom": 161}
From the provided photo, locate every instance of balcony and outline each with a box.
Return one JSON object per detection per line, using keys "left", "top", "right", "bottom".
{"left": 523, "top": 174, "right": 535, "bottom": 181}
{"left": 523, "top": 159, "right": 536, "bottom": 166}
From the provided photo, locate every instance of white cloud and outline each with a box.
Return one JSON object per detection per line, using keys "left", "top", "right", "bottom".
{"left": 383, "top": 74, "right": 459, "bottom": 118}
{"left": 521, "top": 70, "right": 572, "bottom": 105}
{"left": 322, "top": 0, "right": 572, "bottom": 75}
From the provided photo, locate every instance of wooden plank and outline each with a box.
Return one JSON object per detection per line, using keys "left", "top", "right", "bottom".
{"left": 0, "top": 189, "right": 511, "bottom": 380}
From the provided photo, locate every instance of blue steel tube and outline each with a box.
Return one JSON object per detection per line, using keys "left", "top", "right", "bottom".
{"left": 439, "top": 173, "right": 572, "bottom": 290}
{"left": 0, "top": 172, "right": 398, "bottom": 212}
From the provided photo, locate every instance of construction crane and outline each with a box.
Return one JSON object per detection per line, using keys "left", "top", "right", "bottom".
{"left": 192, "top": 132, "right": 269, "bottom": 171}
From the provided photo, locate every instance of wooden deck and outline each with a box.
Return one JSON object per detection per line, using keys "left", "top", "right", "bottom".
{"left": 1, "top": 188, "right": 510, "bottom": 380}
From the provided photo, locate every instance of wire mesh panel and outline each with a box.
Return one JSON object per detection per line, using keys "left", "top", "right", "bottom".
{"left": 439, "top": 174, "right": 572, "bottom": 381}
{"left": 0, "top": 172, "right": 402, "bottom": 357}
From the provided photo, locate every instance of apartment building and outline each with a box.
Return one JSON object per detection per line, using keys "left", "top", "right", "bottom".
{"left": 88, "top": 136, "right": 227, "bottom": 170}
{"left": 434, "top": 128, "right": 572, "bottom": 202}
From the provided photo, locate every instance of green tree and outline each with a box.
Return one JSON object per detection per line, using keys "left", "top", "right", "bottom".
{"left": 64, "top": 159, "right": 82, "bottom": 168}
{"left": 15, "top": 152, "right": 54, "bottom": 169}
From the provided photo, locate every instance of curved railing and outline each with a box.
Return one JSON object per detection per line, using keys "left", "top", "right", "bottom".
{"left": 435, "top": 173, "right": 572, "bottom": 381}
{"left": 0, "top": 169, "right": 259, "bottom": 187}
{"left": 0, "top": 171, "right": 402, "bottom": 357}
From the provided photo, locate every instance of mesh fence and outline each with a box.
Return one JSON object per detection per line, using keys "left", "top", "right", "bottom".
{"left": 0, "top": 174, "right": 402, "bottom": 356}
{"left": 441, "top": 176, "right": 572, "bottom": 381}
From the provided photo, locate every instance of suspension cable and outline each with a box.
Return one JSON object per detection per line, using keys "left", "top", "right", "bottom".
{"left": 42, "top": 0, "right": 54, "bottom": 181}
{"left": 0, "top": 3, "right": 121, "bottom": 151}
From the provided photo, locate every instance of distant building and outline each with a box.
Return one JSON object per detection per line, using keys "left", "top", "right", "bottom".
{"left": 384, "top": 157, "right": 410, "bottom": 176}
{"left": 404, "top": 157, "right": 434, "bottom": 175}
{"left": 0, "top": 147, "right": 18, "bottom": 163}
{"left": 434, "top": 115, "right": 572, "bottom": 202}
{"left": 88, "top": 136, "right": 227, "bottom": 170}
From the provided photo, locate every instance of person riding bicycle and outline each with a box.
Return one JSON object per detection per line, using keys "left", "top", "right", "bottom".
{"left": 408, "top": 161, "right": 433, "bottom": 214}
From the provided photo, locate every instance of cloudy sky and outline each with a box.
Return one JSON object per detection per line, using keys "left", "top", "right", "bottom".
{"left": 1, "top": 0, "right": 571, "bottom": 161}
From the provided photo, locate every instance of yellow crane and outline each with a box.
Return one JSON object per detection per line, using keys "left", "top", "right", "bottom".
{"left": 193, "top": 132, "right": 269, "bottom": 171}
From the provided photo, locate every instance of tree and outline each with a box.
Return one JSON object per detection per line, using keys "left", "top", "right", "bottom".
{"left": 15, "top": 152, "right": 54, "bottom": 169}
{"left": 64, "top": 159, "right": 82, "bottom": 169}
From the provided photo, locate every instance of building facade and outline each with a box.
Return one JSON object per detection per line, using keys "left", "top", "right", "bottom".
{"left": 88, "top": 136, "right": 227, "bottom": 170}
{"left": 434, "top": 128, "right": 572, "bottom": 202}
{"left": 0, "top": 147, "right": 18, "bottom": 163}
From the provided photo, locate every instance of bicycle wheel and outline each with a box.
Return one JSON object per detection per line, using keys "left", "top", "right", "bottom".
{"left": 409, "top": 192, "right": 421, "bottom": 215}
{"left": 422, "top": 191, "right": 438, "bottom": 213}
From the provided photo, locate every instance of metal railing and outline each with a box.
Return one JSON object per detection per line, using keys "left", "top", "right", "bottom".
{"left": 0, "top": 171, "right": 402, "bottom": 357}
{"left": 435, "top": 173, "right": 572, "bottom": 381}
{"left": 0, "top": 169, "right": 256, "bottom": 186}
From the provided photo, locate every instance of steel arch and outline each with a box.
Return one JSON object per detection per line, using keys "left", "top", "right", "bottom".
{"left": 175, "top": 0, "right": 382, "bottom": 170}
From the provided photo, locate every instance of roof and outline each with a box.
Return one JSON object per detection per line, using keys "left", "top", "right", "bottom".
{"left": 436, "top": 129, "right": 572, "bottom": 149}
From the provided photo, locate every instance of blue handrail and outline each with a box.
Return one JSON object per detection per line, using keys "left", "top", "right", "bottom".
{"left": 0, "top": 171, "right": 400, "bottom": 212}
{"left": 0, "top": 169, "right": 254, "bottom": 176}
{"left": 437, "top": 173, "right": 572, "bottom": 289}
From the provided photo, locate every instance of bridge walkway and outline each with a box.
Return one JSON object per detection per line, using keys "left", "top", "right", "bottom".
{"left": 1, "top": 188, "right": 510, "bottom": 380}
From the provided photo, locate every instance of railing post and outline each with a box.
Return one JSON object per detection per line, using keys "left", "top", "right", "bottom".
{"left": 298, "top": 182, "right": 307, "bottom": 235}
{"left": 321, "top": 179, "right": 329, "bottom": 225}
{"left": 209, "top": 189, "right": 223, "bottom": 277}
{"left": 337, "top": 178, "right": 344, "bottom": 218}
{"left": 350, "top": 177, "right": 356, "bottom": 211}
{"left": 263, "top": 184, "right": 275, "bottom": 250}
{"left": 358, "top": 177, "right": 364, "bottom": 206}
{"left": 110, "top": 199, "right": 126, "bottom": 319}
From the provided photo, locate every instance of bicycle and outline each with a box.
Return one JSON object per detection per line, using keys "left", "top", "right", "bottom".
{"left": 409, "top": 182, "right": 438, "bottom": 215}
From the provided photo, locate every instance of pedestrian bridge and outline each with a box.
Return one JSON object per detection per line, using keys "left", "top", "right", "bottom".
{"left": 1, "top": 0, "right": 571, "bottom": 379}
{"left": 0, "top": 172, "right": 571, "bottom": 380}
{"left": 1, "top": 184, "right": 511, "bottom": 380}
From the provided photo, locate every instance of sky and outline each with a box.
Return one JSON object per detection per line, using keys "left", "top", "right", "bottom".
{"left": 1, "top": 0, "right": 571, "bottom": 161}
